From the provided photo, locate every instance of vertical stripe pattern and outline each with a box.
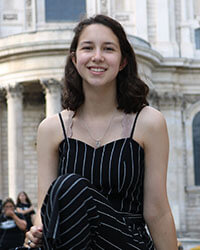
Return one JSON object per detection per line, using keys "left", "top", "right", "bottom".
{"left": 58, "top": 137, "right": 144, "bottom": 216}
{"left": 40, "top": 112, "right": 154, "bottom": 249}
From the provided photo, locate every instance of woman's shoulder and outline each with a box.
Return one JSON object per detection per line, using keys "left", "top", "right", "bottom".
{"left": 141, "top": 106, "right": 165, "bottom": 119}
{"left": 140, "top": 106, "right": 167, "bottom": 133}
{"left": 135, "top": 106, "right": 168, "bottom": 149}
{"left": 38, "top": 110, "right": 72, "bottom": 133}
{"left": 37, "top": 110, "right": 73, "bottom": 146}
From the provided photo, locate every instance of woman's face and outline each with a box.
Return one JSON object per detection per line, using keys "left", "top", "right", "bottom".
{"left": 73, "top": 24, "right": 126, "bottom": 89}
{"left": 19, "top": 192, "right": 26, "bottom": 202}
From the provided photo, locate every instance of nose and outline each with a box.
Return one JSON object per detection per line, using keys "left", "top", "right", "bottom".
{"left": 91, "top": 49, "right": 104, "bottom": 62}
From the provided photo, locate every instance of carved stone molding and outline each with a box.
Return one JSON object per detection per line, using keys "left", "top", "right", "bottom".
{"left": 25, "top": 0, "right": 33, "bottom": 29}
{"left": 183, "top": 94, "right": 200, "bottom": 120}
{"left": 115, "top": 14, "right": 129, "bottom": 21}
{"left": 26, "top": 0, "right": 32, "bottom": 7}
{"left": 148, "top": 90, "right": 184, "bottom": 108}
{"left": 147, "top": 0, "right": 157, "bottom": 43}
{"left": 183, "top": 94, "right": 200, "bottom": 105}
{"left": 41, "top": 79, "right": 61, "bottom": 95}
{"left": 156, "top": 91, "right": 184, "bottom": 108}
{"left": 3, "top": 13, "right": 18, "bottom": 21}
{"left": 148, "top": 89, "right": 159, "bottom": 107}
{"left": 40, "top": 78, "right": 62, "bottom": 116}
{"left": 185, "top": 186, "right": 200, "bottom": 194}
{"left": 6, "top": 84, "right": 23, "bottom": 100}
{"left": 100, "top": 0, "right": 108, "bottom": 15}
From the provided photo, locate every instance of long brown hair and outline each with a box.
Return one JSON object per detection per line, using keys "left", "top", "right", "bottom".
{"left": 62, "top": 14, "right": 149, "bottom": 113}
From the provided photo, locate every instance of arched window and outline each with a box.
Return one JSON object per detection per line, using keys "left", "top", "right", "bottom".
{"left": 45, "top": 0, "right": 86, "bottom": 22}
{"left": 193, "top": 111, "right": 200, "bottom": 185}
{"left": 195, "top": 28, "right": 200, "bottom": 50}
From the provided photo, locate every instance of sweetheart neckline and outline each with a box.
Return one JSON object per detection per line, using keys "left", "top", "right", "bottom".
{"left": 58, "top": 137, "right": 144, "bottom": 152}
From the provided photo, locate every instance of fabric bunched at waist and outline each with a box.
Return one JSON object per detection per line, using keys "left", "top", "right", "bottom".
{"left": 123, "top": 213, "right": 145, "bottom": 229}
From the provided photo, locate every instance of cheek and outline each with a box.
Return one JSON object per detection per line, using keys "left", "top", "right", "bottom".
{"left": 109, "top": 55, "right": 121, "bottom": 68}
{"left": 76, "top": 52, "right": 89, "bottom": 65}
{"left": 74, "top": 57, "right": 88, "bottom": 73}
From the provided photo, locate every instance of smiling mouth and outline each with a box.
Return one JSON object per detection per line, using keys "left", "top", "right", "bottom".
{"left": 88, "top": 67, "right": 107, "bottom": 72}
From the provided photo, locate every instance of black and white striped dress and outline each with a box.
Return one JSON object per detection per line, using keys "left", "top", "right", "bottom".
{"left": 41, "top": 110, "right": 155, "bottom": 250}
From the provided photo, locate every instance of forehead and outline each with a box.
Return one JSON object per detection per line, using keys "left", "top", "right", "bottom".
{"left": 78, "top": 24, "right": 119, "bottom": 45}
{"left": 4, "top": 202, "right": 14, "bottom": 207}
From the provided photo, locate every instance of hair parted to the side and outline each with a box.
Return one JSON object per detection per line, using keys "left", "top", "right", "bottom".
{"left": 62, "top": 14, "right": 149, "bottom": 113}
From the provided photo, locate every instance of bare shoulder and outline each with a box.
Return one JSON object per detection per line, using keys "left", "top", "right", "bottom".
{"left": 39, "top": 110, "right": 71, "bottom": 130}
{"left": 37, "top": 110, "right": 72, "bottom": 146}
{"left": 140, "top": 106, "right": 167, "bottom": 132}
{"left": 138, "top": 106, "right": 169, "bottom": 150}
{"left": 38, "top": 113, "right": 59, "bottom": 134}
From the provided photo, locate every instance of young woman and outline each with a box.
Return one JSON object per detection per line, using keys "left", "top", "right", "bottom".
{"left": 16, "top": 192, "right": 35, "bottom": 230}
{"left": 24, "top": 15, "right": 177, "bottom": 249}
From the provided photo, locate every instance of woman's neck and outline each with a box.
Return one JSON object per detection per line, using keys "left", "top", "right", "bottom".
{"left": 82, "top": 84, "right": 118, "bottom": 117}
{"left": 21, "top": 201, "right": 28, "bottom": 204}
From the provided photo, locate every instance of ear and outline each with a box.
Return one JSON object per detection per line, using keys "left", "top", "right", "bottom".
{"left": 71, "top": 52, "right": 77, "bottom": 65}
{"left": 119, "top": 58, "right": 127, "bottom": 71}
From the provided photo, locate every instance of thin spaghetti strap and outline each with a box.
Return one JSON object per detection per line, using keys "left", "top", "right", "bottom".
{"left": 58, "top": 113, "right": 67, "bottom": 140}
{"left": 130, "top": 106, "right": 145, "bottom": 138}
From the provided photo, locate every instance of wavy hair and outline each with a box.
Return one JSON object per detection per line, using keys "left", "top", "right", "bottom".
{"left": 62, "top": 14, "right": 149, "bottom": 113}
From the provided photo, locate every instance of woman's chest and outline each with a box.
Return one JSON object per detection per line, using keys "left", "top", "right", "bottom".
{"left": 58, "top": 138, "right": 144, "bottom": 195}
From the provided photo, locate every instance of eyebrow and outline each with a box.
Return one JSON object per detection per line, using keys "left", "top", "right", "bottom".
{"left": 79, "top": 41, "right": 118, "bottom": 48}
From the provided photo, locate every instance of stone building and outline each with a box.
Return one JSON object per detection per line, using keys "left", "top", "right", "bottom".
{"left": 0, "top": 0, "right": 200, "bottom": 248}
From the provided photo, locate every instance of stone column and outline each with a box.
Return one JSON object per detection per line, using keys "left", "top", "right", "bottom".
{"left": 147, "top": 0, "right": 179, "bottom": 56}
{"left": 6, "top": 85, "right": 24, "bottom": 199}
{"left": 147, "top": 0, "right": 157, "bottom": 44}
{"left": 157, "top": 0, "right": 170, "bottom": 41}
{"left": 25, "top": 0, "right": 36, "bottom": 31}
{"left": 156, "top": 0, "right": 177, "bottom": 56}
{"left": 158, "top": 92, "right": 187, "bottom": 233}
{"left": 96, "top": 0, "right": 111, "bottom": 15}
{"left": 86, "top": 0, "right": 98, "bottom": 17}
{"left": 194, "top": 0, "right": 200, "bottom": 18}
{"left": 179, "top": 0, "right": 194, "bottom": 57}
{"left": 135, "top": 0, "right": 148, "bottom": 41}
{"left": 168, "top": 0, "right": 179, "bottom": 56}
{"left": 41, "top": 79, "right": 62, "bottom": 117}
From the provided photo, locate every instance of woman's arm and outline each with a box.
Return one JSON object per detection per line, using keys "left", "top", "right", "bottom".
{"left": 16, "top": 207, "right": 25, "bottom": 214}
{"left": 35, "top": 115, "right": 61, "bottom": 223}
{"left": 141, "top": 107, "right": 177, "bottom": 250}
{"left": 5, "top": 210, "right": 27, "bottom": 231}
{"left": 16, "top": 206, "right": 34, "bottom": 215}
{"left": 24, "top": 114, "right": 62, "bottom": 247}
{"left": 12, "top": 213, "right": 27, "bottom": 231}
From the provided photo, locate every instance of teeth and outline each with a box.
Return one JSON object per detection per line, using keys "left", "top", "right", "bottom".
{"left": 90, "top": 68, "right": 105, "bottom": 72}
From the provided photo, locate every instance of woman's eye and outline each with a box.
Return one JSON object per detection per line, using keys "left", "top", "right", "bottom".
{"left": 104, "top": 47, "right": 114, "bottom": 51}
{"left": 82, "top": 46, "right": 93, "bottom": 50}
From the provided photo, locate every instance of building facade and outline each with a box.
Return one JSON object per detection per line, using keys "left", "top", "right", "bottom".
{"left": 0, "top": 0, "right": 200, "bottom": 248}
